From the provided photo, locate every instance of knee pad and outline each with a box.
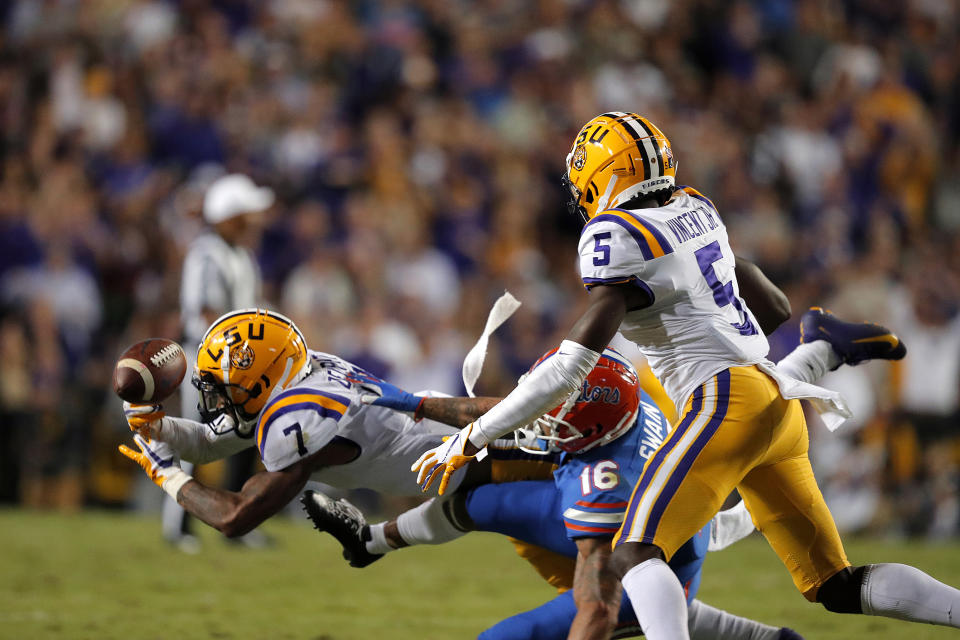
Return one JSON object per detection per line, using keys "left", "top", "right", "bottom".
{"left": 817, "top": 566, "right": 866, "bottom": 614}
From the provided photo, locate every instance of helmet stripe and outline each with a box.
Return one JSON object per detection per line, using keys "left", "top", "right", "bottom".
{"left": 634, "top": 118, "right": 666, "bottom": 178}
{"left": 612, "top": 117, "right": 651, "bottom": 181}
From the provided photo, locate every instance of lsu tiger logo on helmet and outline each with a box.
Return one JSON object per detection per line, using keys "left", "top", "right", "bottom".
{"left": 562, "top": 112, "right": 677, "bottom": 221}
{"left": 517, "top": 347, "right": 641, "bottom": 454}
{"left": 193, "top": 308, "right": 309, "bottom": 436}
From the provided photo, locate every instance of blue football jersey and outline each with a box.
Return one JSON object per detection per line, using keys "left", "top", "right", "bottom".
{"left": 554, "top": 390, "right": 669, "bottom": 539}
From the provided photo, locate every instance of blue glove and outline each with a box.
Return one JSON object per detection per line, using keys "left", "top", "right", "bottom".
{"left": 358, "top": 379, "right": 424, "bottom": 415}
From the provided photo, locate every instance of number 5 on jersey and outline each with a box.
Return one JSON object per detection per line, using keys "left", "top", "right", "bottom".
{"left": 592, "top": 232, "right": 612, "bottom": 266}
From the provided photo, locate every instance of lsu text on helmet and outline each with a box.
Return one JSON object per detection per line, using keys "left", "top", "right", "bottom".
{"left": 517, "top": 347, "right": 641, "bottom": 454}
{"left": 193, "top": 308, "right": 309, "bottom": 436}
{"left": 562, "top": 112, "right": 676, "bottom": 222}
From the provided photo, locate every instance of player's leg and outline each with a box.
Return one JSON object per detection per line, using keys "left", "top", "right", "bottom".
{"left": 482, "top": 545, "right": 803, "bottom": 640}
{"left": 301, "top": 489, "right": 469, "bottom": 567}
{"left": 776, "top": 308, "right": 906, "bottom": 384}
{"left": 816, "top": 562, "right": 960, "bottom": 627}
{"left": 477, "top": 589, "right": 649, "bottom": 640}
{"left": 612, "top": 369, "right": 762, "bottom": 640}
{"left": 302, "top": 479, "right": 571, "bottom": 567}
{"left": 687, "top": 600, "right": 802, "bottom": 640}
{"left": 737, "top": 394, "right": 960, "bottom": 628}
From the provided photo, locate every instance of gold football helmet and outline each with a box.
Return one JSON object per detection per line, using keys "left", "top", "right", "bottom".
{"left": 192, "top": 309, "right": 310, "bottom": 436}
{"left": 562, "top": 112, "right": 676, "bottom": 221}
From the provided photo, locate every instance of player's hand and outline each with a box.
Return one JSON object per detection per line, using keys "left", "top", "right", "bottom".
{"left": 118, "top": 434, "right": 181, "bottom": 488}
{"left": 358, "top": 380, "right": 425, "bottom": 415}
{"left": 123, "top": 401, "right": 165, "bottom": 439}
{"left": 411, "top": 423, "right": 484, "bottom": 495}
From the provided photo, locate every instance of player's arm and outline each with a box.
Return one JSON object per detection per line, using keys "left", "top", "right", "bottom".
{"left": 474, "top": 284, "right": 638, "bottom": 446}
{"left": 177, "top": 460, "right": 313, "bottom": 537}
{"left": 569, "top": 536, "right": 622, "bottom": 640}
{"left": 358, "top": 377, "right": 502, "bottom": 428}
{"left": 416, "top": 396, "right": 502, "bottom": 428}
{"left": 124, "top": 405, "right": 254, "bottom": 464}
{"left": 734, "top": 256, "right": 791, "bottom": 334}
{"left": 175, "top": 440, "right": 359, "bottom": 537}
{"left": 120, "top": 435, "right": 356, "bottom": 537}
{"left": 413, "top": 284, "right": 641, "bottom": 493}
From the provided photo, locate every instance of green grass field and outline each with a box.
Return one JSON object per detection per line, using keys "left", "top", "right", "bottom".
{"left": 2, "top": 509, "right": 959, "bottom": 639}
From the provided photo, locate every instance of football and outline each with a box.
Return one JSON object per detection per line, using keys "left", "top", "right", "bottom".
{"left": 112, "top": 338, "right": 188, "bottom": 404}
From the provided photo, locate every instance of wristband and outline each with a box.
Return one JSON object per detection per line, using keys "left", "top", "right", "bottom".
{"left": 412, "top": 396, "right": 427, "bottom": 422}
{"left": 161, "top": 469, "right": 193, "bottom": 499}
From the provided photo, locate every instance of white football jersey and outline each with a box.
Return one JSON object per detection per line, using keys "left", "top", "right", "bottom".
{"left": 578, "top": 186, "right": 769, "bottom": 412}
{"left": 255, "top": 351, "right": 460, "bottom": 495}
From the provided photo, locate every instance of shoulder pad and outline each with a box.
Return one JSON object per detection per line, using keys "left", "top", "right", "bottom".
{"left": 581, "top": 209, "right": 674, "bottom": 260}
{"left": 256, "top": 387, "right": 351, "bottom": 462}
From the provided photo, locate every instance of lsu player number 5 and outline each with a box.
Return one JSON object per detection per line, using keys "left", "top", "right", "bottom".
{"left": 411, "top": 112, "right": 960, "bottom": 640}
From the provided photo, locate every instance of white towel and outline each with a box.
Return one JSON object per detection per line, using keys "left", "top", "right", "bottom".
{"left": 756, "top": 360, "right": 852, "bottom": 431}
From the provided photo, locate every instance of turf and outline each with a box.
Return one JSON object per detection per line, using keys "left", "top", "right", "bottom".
{"left": 1, "top": 509, "right": 959, "bottom": 639}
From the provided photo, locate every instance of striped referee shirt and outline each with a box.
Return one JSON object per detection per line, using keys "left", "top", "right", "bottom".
{"left": 180, "top": 232, "right": 261, "bottom": 345}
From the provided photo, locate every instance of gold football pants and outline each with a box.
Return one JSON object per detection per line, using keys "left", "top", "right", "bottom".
{"left": 613, "top": 365, "right": 850, "bottom": 598}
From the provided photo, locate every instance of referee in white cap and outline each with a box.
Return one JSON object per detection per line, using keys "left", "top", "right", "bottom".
{"left": 165, "top": 173, "right": 275, "bottom": 553}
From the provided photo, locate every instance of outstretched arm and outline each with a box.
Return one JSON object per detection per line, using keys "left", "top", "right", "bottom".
{"left": 412, "top": 284, "right": 636, "bottom": 493}
{"left": 123, "top": 404, "right": 254, "bottom": 464}
{"left": 158, "top": 415, "right": 253, "bottom": 463}
{"left": 177, "top": 462, "right": 313, "bottom": 537}
{"left": 734, "top": 257, "right": 791, "bottom": 335}
{"left": 569, "top": 536, "right": 622, "bottom": 640}
{"left": 470, "top": 284, "right": 636, "bottom": 448}
{"left": 174, "top": 440, "right": 359, "bottom": 536}
{"left": 416, "top": 397, "right": 502, "bottom": 428}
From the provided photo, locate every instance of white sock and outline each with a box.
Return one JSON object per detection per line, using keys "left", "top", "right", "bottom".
{"left": 395, "top": 497, "right": 467, "bottom": 547}
{"left": 862, "top": 563, "right": 960, "bottom": 627}
{"left": 776, "top": 340, "right": 840, "bottom": 383}
{"left": 622, "top": 558, "right": 691, "bottom": 640}
{"left": 688, "top": 599, "right": 780, "bottom": 640}
{"left": 365, "top": 522, "right": 392, "bottom": 555}
{"left": 708, "top": 501, "right": 756, "bottom": 552}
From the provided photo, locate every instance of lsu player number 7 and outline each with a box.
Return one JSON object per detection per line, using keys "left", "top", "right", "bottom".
{"left": 119, "top": 308, "right": 481, "bottom": 538}
{"left": 410, "top": 112, "right": 960, "bottom": 640}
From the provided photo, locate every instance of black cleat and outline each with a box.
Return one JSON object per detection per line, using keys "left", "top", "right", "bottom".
{"left": 300, "top": 490, "right": 383, "bottom": 568}
{"left": 778, "top": 629, "right": 804, "bottom": 640}
{"left": 800, "top": 307, "right": 906, "bottom": 367}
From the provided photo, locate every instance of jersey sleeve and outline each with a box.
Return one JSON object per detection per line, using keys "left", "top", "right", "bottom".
{"left": 554, "top": 457, "right": 632, "bottom": 539}
{"left": 255, "top": 388, "right": 352, "bottom": 472}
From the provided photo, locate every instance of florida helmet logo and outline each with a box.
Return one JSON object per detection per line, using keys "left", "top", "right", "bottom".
{"left": 573, "top": 144, "right": 587, "bottom": 170}
{"left": 230, "top": 344, "right": 255, "bottom": 370}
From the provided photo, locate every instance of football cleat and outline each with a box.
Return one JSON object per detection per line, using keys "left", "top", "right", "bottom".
{"left": 778, "top": 629, "right": 804, "bottom": 640}
{"left": 300, "top": 490, "right": 383, "bottom": 568}
{"left": 800, "top": 307, "right": 906, "bottom": 367}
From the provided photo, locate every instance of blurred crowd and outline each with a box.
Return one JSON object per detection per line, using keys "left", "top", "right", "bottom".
{"left": 1, "top": 0, "right": 959, "bottom": 538}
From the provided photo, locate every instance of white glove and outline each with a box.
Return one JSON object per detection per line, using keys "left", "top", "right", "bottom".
{"left": 411, "top": 422, "right": 486, "bottom": 495}
{"left": 118, "top": 434, "right": 192, "bottom": 498}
